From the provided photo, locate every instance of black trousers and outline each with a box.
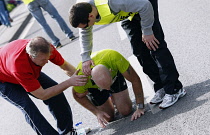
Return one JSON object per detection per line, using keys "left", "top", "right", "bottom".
{"left": 0, "top": 72, "right": 73, "bottom": 135}
{"left": 121, "top": 0, "right": 182, "bottom": 94}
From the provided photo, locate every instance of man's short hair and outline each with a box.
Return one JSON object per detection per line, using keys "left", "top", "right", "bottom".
{"left": 26, "top": 37, "right": 51, "bottom": 58}
{"left": 69, "top": 2, "right": 92, "bottom": 28}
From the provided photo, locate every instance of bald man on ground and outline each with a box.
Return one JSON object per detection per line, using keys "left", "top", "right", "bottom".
{"left": 91, "top": 65, "right": 113, "bottom": 90}
{"left": 72, "top": 49, "right": 145, "bottom": 128}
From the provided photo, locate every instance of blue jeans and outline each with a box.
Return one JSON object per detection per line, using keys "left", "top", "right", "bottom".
{"left": 0, "top": 0, "right": 10, "bottom": 26}
{"left": 27, "top": 0, "right": 73, "bottom": 46}
{"left": 0, "top": 72, "right": 73, "bottom": 135}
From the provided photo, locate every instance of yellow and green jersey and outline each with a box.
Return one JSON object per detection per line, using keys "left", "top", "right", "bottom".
{"left": 74, "top": 49, "right": 129, "bottom": 93}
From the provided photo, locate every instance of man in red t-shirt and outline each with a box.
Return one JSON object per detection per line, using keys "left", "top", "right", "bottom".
{"left": 0, "top": 37, "right": 87, "bottom": 135}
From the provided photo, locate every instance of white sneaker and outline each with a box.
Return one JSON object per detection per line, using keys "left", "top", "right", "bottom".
{"left": 66, "top": 127, "right": 91, "bottom": 135}
{"left": 150, "top": 88, "right": 165, "bottom": 104}
{"left": 159, "top": 88, "right": 186, "bottom": 109}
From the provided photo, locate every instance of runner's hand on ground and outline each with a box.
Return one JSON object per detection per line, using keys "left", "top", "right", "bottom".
{"left": 131, "top": 108, "right": 144, "bottom": 121}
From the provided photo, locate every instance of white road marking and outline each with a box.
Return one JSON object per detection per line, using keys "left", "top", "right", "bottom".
{"left": 116, "top": 22, "right": 127, "bottom": 40}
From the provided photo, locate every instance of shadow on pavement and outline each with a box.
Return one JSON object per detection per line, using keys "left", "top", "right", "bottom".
{"left": 89, "top": 79, "right": 210, "bottom": 135}
{"left": 9, "top": 14, "right": 32, "bottom": 42}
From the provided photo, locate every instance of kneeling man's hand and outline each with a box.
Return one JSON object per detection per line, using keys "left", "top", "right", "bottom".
{"left": 96, "top": 110, "right": 110, "bottom": 128}
{"left": 131, "top": 109, "right": 145, "bottom": 121}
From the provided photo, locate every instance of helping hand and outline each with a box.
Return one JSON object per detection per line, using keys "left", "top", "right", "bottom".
{"left": 82, "top": 60, "right": 95, "bottom": 76}
{"left": 142, "top": 34, "right": 160, "bottom": 51}
{"left": 69, "top": 69, "right": 87, "bottom": 86}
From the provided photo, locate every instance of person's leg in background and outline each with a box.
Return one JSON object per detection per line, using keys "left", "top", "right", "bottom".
{"left": 27, "top": 0, "right": 61, "bottom": 47}
{"left": 0, "top": 0, "right": 11, "bottom": 27}
{"left": 2, "top": 0, "right": 13, "bottom": 22}
{"left": 39, "top": 0, "right": 76, "bottom": 40}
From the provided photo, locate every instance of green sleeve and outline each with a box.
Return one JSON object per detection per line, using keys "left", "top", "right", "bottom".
{"left": 113, "top": 51, "right": 130, "bottom": 73}
{"left": 73, "top": 86, "right": 87, "bottom": 93}
{"left": 74, "top": 62, "right": 87, "bottom": 93}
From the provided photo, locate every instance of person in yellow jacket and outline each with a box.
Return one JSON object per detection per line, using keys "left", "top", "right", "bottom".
{"left": 69, "top": 0, "right": 186, "bottom": 109}
{"left": 23, "top": 0, "right": 77, "bottom": 48}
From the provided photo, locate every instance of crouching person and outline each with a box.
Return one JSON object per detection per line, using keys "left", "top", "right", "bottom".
{"left": 0, "top": 37, "right": 88, "bottom": 135}
{"left": 72, "top": 49, "right": 145, "bottom": 128}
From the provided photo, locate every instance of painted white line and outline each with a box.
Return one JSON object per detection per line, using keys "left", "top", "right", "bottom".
{"left": 128, "top": 55, "right": 162, "bottom": 114}
{"left": 116, "top": 22, "right": 127, "bottom": 40}
{"left": 19, "top": 18, "right": 35, "bottom": 39}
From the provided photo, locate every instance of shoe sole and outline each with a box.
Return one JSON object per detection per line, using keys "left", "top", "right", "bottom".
{"left": 70, "top": 36, "right": 78, "bottom": 41}
{"left": 159, "top": 89, "right": 187, "bottom": 109}
{"left": 150, "top": 100, "right": 163, "bottom": 104}
{"left": 56, "top": 45, "right": 63, "bottom": 49}
{"left": 179, "top": 89, "right": 187, "bottom": 98}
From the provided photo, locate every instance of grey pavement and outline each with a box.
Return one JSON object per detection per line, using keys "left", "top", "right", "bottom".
{"left": 1, "top": 0, "right": 210, "bottom": 135}
{"left": 0, "top": 3, "right": 32, "bottom": 46}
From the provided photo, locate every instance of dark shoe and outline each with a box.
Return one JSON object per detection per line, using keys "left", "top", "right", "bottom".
{"left": 66, "top": 127, "right": 91, "bottom": 135}
{"left": 9, "top": 17, "right": 13, "bottom": 22}
{"left": 69, "top": 35, "right": 78, "bottom": 41}
{"left": 55, "top": 42, "right": 63, "bottom": 49}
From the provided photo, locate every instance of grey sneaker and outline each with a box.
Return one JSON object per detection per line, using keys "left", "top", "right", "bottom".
{"left": 150, "top": 88, "right": 165, "bottom": 104}
{"left": 159, "top": 88, "right": 186, "bottom": 109}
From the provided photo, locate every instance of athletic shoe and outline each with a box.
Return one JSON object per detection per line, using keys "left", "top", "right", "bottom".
{"left": 159, "top": 88, "right": 186, "bottom": 109}
{"left": 150, "top": 88, "right": 165, "bottom": 104}
{"left": 55, "top": 42, "right": 63, "bottom": 49}
{"left": 66, "top": 129, "right": 77, "bottom": 135}
{"left": 69, "top": 35, "right": 78, "bottom": 41}
{"left": 66, "top": 127, "right": 91, "bottom": 135}
{"left": 9, "top": 17, "right": 13, "bottom": 22}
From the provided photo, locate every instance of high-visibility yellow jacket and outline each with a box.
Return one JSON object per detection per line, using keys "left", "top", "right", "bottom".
{"left": 22, "top": 0, "right": 34, "bottom": 5}
{"left": 94, "top": 0, "right": 137, "bottom": 25}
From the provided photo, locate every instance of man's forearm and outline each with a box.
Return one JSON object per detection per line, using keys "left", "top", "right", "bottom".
{"left": 81, "top": 52, "right": 92, "bottom": 62}
{"left": 132, "top": 81, "right": 144, "bottom": 105}
{"left": 79, "top": 27, "right": 93, "bottom": 62}
{"left": 31, "top": 79, "right": 73, "bottom": 100}
{"left": 138, "top": 1, "right": 154, "bottom": 36}
{"left": 130, "top": 69, "right": 144, "bottom": 104}
{"left": 60, "top": 60, "right": 76, "bottom": 76}
{"left": 123, "top": 65, "right": 144, "bottom": 105}
{"left": 73, "top": 91, "right": 99, "bottom": 115}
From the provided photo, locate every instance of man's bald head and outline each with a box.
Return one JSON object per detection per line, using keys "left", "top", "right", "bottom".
{"left": 91, "top": 64, "right": 112, "bottom": 90}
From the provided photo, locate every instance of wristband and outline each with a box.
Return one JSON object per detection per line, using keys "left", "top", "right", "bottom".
{"left": 136, "top": 103, "right": 144, "bottom": 109}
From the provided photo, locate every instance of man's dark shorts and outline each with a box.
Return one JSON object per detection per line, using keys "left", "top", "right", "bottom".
{"left": 87, "top": 72, "right": 127, "bottom": 106}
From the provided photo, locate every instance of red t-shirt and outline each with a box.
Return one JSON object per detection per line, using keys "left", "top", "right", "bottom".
{"left": 0, "top": 39, "right": 65, "bottom": 92}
